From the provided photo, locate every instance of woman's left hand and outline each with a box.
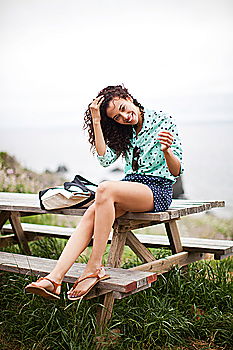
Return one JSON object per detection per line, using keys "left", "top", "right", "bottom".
{"left": 157, "top": 131, "right": 174, "bottom": 152}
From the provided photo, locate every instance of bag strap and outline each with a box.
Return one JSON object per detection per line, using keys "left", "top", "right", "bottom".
{"left": 73, "top": 175, "right": 97, "bottom": 187}
{"left": 64, "top": 175, "right": 97, "bottom": 193}
{"left": 64, "top": 181, "right": 88, "bottom": 192}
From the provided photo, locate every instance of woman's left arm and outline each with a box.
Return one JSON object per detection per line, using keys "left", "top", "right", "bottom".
{"left": 157, "top": 131, "right": 181, "bottom": 177}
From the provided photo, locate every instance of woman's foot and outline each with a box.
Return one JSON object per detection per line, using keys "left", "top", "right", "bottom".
{"left": 25, "top": 275, "right": 62, "bottom": 300}
{"left": 67, "top": 266, "right": 110, "bottom": 300}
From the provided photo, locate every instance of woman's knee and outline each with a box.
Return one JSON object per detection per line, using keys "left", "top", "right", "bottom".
{"left": 95, "top": 181, "right": 114, "bottom": 204}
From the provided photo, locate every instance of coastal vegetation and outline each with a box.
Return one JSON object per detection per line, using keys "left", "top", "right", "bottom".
{"left": 0, "top": 152, "right": 232, "bottom": 349}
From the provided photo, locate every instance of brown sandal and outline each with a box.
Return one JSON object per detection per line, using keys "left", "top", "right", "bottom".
{"left": 25, "top": 277, "right": 61, "bottom": 300}
{"left": 67, "top": 266, "right": 110, "bottom": 301}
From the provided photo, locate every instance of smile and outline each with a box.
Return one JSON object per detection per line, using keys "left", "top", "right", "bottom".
{"left": 125, "top": 113, "right": 134, "bottom": 123}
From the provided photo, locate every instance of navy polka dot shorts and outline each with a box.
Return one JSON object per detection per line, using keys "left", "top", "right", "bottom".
{"left": 121, "top": 174, "right": 173, "bottom": 212}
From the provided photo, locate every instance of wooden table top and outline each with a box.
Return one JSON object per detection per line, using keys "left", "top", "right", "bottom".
{"left": 0, "top": 192, "right": 225, "bottom": 222}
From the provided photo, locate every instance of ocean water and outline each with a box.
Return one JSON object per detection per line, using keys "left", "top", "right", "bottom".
{"left": 1, "top": 121, "right": 233, "bottom": 218}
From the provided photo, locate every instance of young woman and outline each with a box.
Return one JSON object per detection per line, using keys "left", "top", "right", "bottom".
{"left": 25, "top": 85, "right": 184, "bottom": 300}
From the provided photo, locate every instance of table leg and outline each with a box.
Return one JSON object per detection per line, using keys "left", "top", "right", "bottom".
{"left": 126, "top": 230, "right": 155, "bottom": 263}
{"left": 96, "top": 220, "right": 128, "bottom": 332}
{"left": 0, "top": 211, "right": 10, "bottom": 229}
{"left": 165, "top": 219, "right": 183, "bottom": 254}
{"left": 9, "top": 212, "right": 31, "bottom": 255}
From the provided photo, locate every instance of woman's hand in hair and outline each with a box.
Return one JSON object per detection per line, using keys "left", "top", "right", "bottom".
{"left": 90, "top": 95, "right": 104, "bottom": 125}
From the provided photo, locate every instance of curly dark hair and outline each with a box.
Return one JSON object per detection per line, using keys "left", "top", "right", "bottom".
{"left": 83, "top": 85, "right": 144, "bottom": 157}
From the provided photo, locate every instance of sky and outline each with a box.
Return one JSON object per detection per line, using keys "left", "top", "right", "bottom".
{"left": 1, "top": 0, "right": 233, "bottom": 127}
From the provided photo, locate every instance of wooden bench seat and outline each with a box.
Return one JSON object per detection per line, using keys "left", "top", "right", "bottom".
{"left": 2, "top": 223, "right": 233, "bottom": 259}
{"left": 0, "top": 251, "right": 157, "bottom": 300}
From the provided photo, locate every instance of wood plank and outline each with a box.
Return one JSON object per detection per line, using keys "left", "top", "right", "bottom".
{"left": 2, "top": 223, "right": 74, "bottom": 238}
{"left": 166, "top": 209, "right": 181, "bottom": 219}
{"left": 0, "top": 252, "right": 157, "bottom": 294}
{"left": 3, "top": 223, "right": 233, "bottom": 256}
{"left": 0, "top": 211, "right": 10, "bottom": 229}
{"left": 137, "top": 235, "right": 233, "bottom": 255}
{"left": 170, "top": 207, "right": 188, "bottom": 216}
{"left": 126, "top": 230, "right": 155, "bottom": 263}
{"left": 0, "top": 233, "right": 42, "bottom": 248}
{"left": 119, "top": 220, "right": 162, "bottom": 231}
{"left": 165, "top": 220, "right": 183, "bottom": 253}
{"left": 9, "top": 212, "right": 31, "bottom": 255}
{"left": 0, "top": 234, "right": 17, "bottom": 247}
{"left": 169, "top": 200, "right": 225, "bottom": 216}
{"left": 170, "top": 204, "right": 205, "bottom": 215}
{"left": 171, "top": 200, "right": 225, "bottom": 208}
{"left": 129, "top": 251, "right": 211, "bottom": 274}
{"left": 97, "top": 220, "right": 129, "bottom": 329}
{"left": 0, "top": 193, "right": 225, "bottom": 221}
{"left": 121, "top": 211, "right": 170, "bottom": 221}
{"left": 106, "top": 220, "right": 128, "bottom": 268}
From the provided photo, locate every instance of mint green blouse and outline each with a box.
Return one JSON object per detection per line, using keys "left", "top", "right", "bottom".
{"left": 97, "top": 108, "right": 184, "bottom": 183}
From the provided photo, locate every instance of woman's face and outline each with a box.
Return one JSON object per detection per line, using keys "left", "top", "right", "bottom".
{"left": 106, "top": 97, "right": 140, "bottom": 125}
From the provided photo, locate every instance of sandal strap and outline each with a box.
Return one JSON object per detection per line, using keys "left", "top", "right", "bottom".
{"left": 73, "top": 267, "right": 103, "bottom": 289}
{"left": 36, "top": 277, "right": 61, "bottom": 293}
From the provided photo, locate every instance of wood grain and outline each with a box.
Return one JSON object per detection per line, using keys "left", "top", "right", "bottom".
{"left": 2, "top": 223, "right": 233, "bottom": 257}
{"left": 165, "top": 220, "right": 183, "bottom": 254}
{"left": 129, "top": 251, "right": 211, "bottom": 274}
{"left": 9, "top": 212, "right": 31, "bottom": 255}
{"left": 0, "top": 192, "right": 225, "bottom": 220}
{"left": 0, "top": 251, "right": 157, "bottom": 294}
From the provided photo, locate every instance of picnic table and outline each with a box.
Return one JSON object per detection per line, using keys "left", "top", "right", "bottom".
{"left": 0, "top": 192, "right": 231, "bottom": 330}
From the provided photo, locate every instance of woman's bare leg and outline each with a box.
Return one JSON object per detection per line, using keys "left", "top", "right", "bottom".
{"left": 29, "top": 204, "right": 96, "bottom": 292}
{"left": 68, "top": 180, "right": 154, "bottom": 298}
{"left": 30, "top": 201, "right": 126, "bottom": 293}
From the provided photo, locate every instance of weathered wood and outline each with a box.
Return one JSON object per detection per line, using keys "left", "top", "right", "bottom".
{"left": 3, "top": 223, "right": 233, "bottom": 257}
{"left": 121, "top": 211, "right": 170, "bottom": 221}
{"left": 0, "top": 192, "right": 227, "bottom": 333}
{"left": 165, "top": 220, "right": 183, "bottom": 254}
{"left": 96, "top": 220, "right": 128, "bottom": 330}
{"left": 0, "top": 192, "right": 225, "bottom": 221}
{"left": 166, "top": 209, "right": 181, "bottom": 219}
{"left": 169, "top": 200, "right": 225, "bottom": 217}
{"left": 20, "top": 212, "right": 45, "bottom": 217}
{"left": 0, "top": 233, "right": 42, "bottom": 248}
{"left": 0, "top": 211, "right": 10, "bottom": 229}
{"left": 106, "top": 221, "right": 128, "bottom": 268}
{"left": 9, "top": 212, "right": 31, "bottom": 255}
{"left": 126, "top": 230, "right": 155, "bottom": 263}
{"left": 116, "top": 220, "right": 161, "bottom": 231}
{"left": 2, "top": 223, "right": 74, "bottom": 239}
{"left": 0, "top": 234, "right": 17, "bottom": 247}
{"left": 169, "top": 207, "right": 188, "bottom": 216}
{"left": 0, "top": 252, "right": 157, "bottom": 295}
{"left": 214, "top": 252, "right": 233, "bottom": 260}
{"left": 129, "top": 251, "right": 211, "bottom": 274}
{"left": 171, "top": 200, "right": 225, "bottom": 208}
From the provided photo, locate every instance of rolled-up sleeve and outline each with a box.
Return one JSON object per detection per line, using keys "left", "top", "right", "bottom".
{"left": 96, "top": 145, "right": 120, "bottom": 167}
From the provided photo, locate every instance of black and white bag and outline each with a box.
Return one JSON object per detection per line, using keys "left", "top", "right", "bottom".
{"left": 39, "top": 175, "right": 97, "bottom": 210}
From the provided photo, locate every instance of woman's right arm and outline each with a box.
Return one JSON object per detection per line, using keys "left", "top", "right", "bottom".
{"left": 90, "top": 96, "right": 119, "bottom": 167}
{"left": 90, "top": 96, "right": 106, "bottom": 156}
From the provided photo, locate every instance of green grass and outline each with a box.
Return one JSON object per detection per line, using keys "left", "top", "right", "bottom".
{"left": 0, "top": 239, "right": 232, "bottom": 350}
